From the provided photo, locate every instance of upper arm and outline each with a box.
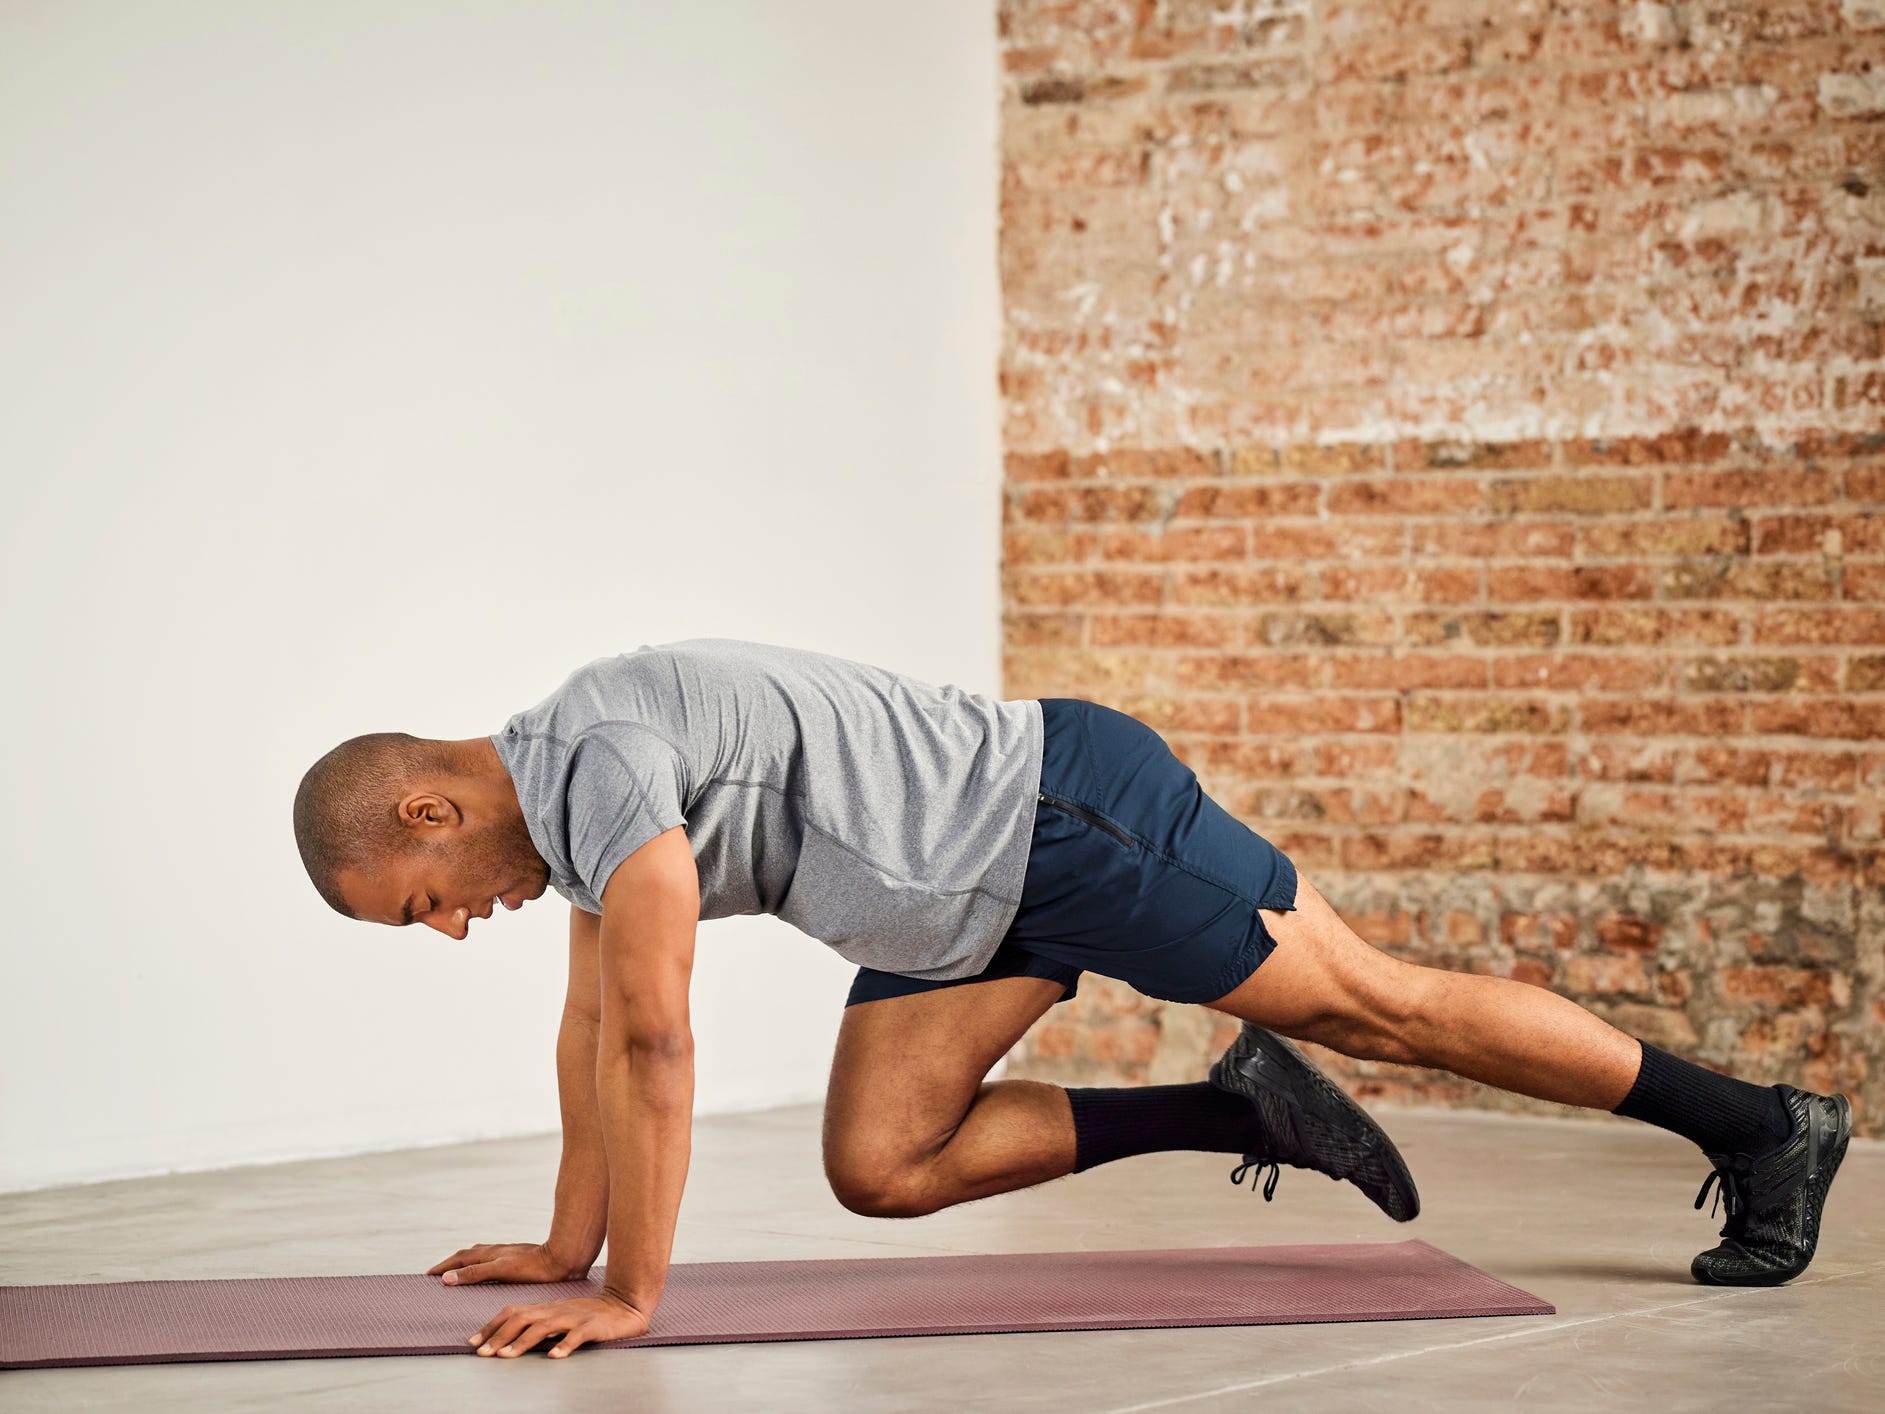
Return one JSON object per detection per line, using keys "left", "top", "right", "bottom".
{"left": 564, "top": 904, "right": 603, "bottom": 1024}
{"left": 597, "top": 824, "right": 699, "bottom": 1047}
{"left": 564, "top": 726, "right": 689, "bottom": 905}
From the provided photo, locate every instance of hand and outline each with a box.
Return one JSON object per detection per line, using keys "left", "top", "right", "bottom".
{"left": 469, "top": 1291, "right": 651, "bottom": 1359}
{"left": 427, "top": 1241, "right": 587, "bottom": 1285}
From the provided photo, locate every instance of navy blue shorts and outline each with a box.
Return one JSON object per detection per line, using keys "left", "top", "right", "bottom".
{"left": 844, "top": 697, "right": 1299, "bottom": 1009}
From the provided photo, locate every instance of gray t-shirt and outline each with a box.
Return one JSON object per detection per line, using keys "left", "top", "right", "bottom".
{"left": 489, "top": 638, "right": 1045, "bottom": 980}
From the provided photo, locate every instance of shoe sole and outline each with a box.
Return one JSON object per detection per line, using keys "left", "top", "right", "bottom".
{"left": 1208, "top": 1022, "right": 1421, "bottom": 1223}
{"left": 1691, "top": 1091, "right": 1853, "bottom": 1287}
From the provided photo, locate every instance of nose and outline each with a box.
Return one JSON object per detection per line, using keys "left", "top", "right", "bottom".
{"left": 421, "top": 905, "right": 472, "bottom": 940}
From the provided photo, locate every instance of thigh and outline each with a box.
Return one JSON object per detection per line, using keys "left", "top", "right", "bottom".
{"left": 1198, "top": 870, "right": 1417, "bottom": 1039}
{"left": 1011, "top": 697, "right": 1301, "bottom": 1005}
{"left": 823, "top": 973, "right": 1068, "bottom": 1179}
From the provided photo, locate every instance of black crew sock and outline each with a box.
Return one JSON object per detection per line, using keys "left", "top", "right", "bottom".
{"left": 1065, "top": 1083, "right": 1263, "bottom": 1173}
{"left": 1610, "top": 1038, "right": 1793, "bottom": 1158}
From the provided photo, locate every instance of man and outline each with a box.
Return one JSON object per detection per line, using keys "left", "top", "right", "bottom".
{"left": 293, "top": 637, "right": 1853, "bottom": 1360}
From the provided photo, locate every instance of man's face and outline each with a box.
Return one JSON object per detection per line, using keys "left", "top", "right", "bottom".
{"left": 339, "top": 801, "right": 550, "bottom": 939}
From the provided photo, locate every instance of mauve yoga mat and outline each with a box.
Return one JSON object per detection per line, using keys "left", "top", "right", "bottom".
{"left": 0, "top": 1239, "right": 1553, "bottom": 1370}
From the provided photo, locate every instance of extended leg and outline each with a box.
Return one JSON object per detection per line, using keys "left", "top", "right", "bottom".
{"left": 1205, "top": 871, "right": 1642, "bottom": 1108}
{"left": 1206, "top": 872, "right": 1789, "bottom": 1159}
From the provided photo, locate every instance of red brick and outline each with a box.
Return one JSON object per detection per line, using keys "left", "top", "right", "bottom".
{"left": 1343, "top": 830, "right": 1500, "bottom": 870}
{"left": 1511, "top": 957, "right": 1556, "bottom": 988}
{"left": 1242, "top": 694, "right": 1402, "bottom": 733}
{"left": 1565, "top": 953, "right": 1651, "bottom": 997}
{"left": 1247, "top": 608, "right": 1399, "bottom": 646}
{"left": 1594, "top": 915, "right": 1666, "bottom": 952}
{"left": 1580, "top": 697, "right": 1745, "bottom": 736}
{"left": 1561, "top": 429, "right": 1737, "bottom": 467}
{"left": 1175, "top": 652, "right": 1321, "bottom": 691}
{"left": 1246, "top": 521, "right": 1405, "bottom": 560}
{"left": 1095, "top": 525, "right": 1249, "bottom": 561}
{"left": 1330, "top": 653, "right": 1489, "bottom": 690}
{"left": 1844, "top": 563, "right": 1885, "bottom": 601}
{"left": 1089, "top": 612, "right": 1239, "bottom": 648}
{"left": 1682, "top": 655, "right": 1839, "bottom": 693}
{"left": 1170, "top": 565, "right": 1316, "bottom": 604}
{"left": 1487, "top": 564, "right": 1656, "bottom": 600}
{"left": 1020, "top": 484, "right": 1172, "bottom": 522}
{"left": 1489, "top": 474, "right": 1655, "bottom": 515}
{"left": 1581, "top": 740, "right": 1680, "bottom": 783}
{"left": 1754, "top": 608, "right": 1885, "bottom": 644}
{"left": 1005, "top": 611, "right": 1085, "bottom": 648}
{"left": 1749, "top": 699, "right": 1885, "bottom": 740}
{"left": 1769, "top": 749, "right": 1858, "bottom": 792}
{"left": 1492, "top": 653, "right": 1668, "bottom": 691}
{"left": 1404, "top": 693, "right": 1571, "bottom": 734}
{"left": 1072, "top": 447, "right": 1223, "bottom": 480}
{"left": 1677, "top": 745, "right": 1776, "bottom": 788}
{"left": 1569, "top": 607, "right": 1743, "bottom": 646}
{"left": 1405, "top": 609, "right": 1562, "bottom": 647}
{"left": 1664, "top": 468, "right": 1840, "bottom": 509}
{"left": 1321, "top": 564, "right": 1482, "bottom": 603}
{"left": 1311, "top": 737, "right": 1399, "bottom": 776}
{"left": 1005, "top": 527, "right": 1093, "bottom": 565}
{"left": 1583, "top": 516, "right": 1751, "bottom": 557}
{"left": 1196, "top": 738, "right": 1306, "bottom": 777}
{"left": 1009, "top": 568, "right": 1165, "bottom": 607}
{"left": 1328, "top": 477, "right": 1489, "bottom": 515}
{"left": 1175, "top": 482, "right": 1322, "bottom": 517}
{"left": 1415, "top": 520, "right": 1575, "bottom": 557}
{"left": 1722, "top": 966, "right": 1847, "bottom": 1012}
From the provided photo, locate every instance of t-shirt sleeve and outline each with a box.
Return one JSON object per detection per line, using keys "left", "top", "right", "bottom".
{"left": 562, "top": 724, "right": 689, "bottom": 903}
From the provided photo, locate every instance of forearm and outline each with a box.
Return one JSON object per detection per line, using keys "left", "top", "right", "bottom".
{"left": 543, "top": 1014, "right": 610, "bottom": 1273}
{"left": 597, "top": 1041, "right": 694, "bottom": 1313}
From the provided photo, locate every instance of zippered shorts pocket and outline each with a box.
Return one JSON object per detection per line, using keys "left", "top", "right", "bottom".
{"left": 1038, "top": 789, "right": 1136, "bottom": 848}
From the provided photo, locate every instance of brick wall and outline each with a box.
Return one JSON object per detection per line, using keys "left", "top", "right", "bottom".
{"left": 995, "top": 0, "right": 1885, "bottom": 1135}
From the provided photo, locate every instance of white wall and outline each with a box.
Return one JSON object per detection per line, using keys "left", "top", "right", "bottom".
{"left": 0, "top": 1, "right": 1001, "bottom": 1192}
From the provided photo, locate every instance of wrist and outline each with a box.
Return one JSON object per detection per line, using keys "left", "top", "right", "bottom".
{"left": 541, "top": 1238, "right": 598, "bottom": 1279}
{"left": 600, "top": 1284, "right": 653, "bottom": 1315}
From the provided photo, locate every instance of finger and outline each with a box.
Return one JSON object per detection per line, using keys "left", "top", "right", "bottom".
{"left": 442, "top": 1261, "right": 502, "bottom": 1286}
{"left": 496, "top": 1319, "right": 559, "bottom": 1357}
{"left": 427, "top": 1247, "right": 480, "bottom": 1275}
{"left": 548, "top": 1326, "right": 588, "bottom": 1358}
{"left": 472, "top": 1303, "right": 530, "bottom": 1349}
{"left": 478, "top": 1307, "right": 546, "bottom": 1355}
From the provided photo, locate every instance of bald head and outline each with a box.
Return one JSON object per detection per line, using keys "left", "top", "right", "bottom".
{"left": 293, "top": 733, "right": 460, "bottom": 918}
{"left": 293, "top": 731, "right": 551, "bottom": 933}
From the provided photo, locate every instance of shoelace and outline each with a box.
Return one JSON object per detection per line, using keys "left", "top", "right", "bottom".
{"left": 1694, "top": 1153, "right": 1754, "bottom": 1222}
{"left": 1229, "top": 1156, "right": 1281, "bottom": 1202}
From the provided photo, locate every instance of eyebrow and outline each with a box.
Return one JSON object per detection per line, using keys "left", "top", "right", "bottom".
{"left": 398, "top": 898, "right": 413, "bottom": 926}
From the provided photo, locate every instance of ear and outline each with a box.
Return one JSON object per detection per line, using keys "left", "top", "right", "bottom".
{"left": 399, "top": 791, "right": 462, "bottom": 829}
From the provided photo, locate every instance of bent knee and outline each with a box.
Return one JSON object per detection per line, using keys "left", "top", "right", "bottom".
{"left": 826, "top": 1166, "right": 935, "bottom": 1219}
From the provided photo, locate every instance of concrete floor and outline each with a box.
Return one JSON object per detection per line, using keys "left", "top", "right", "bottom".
{"left": 2, "top": 1101, "right": 1880, "bottom": 1413}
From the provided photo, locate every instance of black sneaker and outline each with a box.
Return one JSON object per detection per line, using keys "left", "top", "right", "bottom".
{"left": 1689, "top": 1084, "right": 1852, "bottom": 1286}
{"left": 1206, "top": 1021, "right": 1420, "bottom": 1222}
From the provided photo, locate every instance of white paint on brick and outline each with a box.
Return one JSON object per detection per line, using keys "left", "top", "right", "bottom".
{"left": 1629, "top": 2, "right": 1682, "bottom": 44}
{"left": 1856, "top": 258, "right": 1885, "bottom": 317}
{"left": 1674, "top": 190, "right": 1785, "bottom": 240}
{"left": 1818, "top": 69, "right": 1885, "bottom": 118}
{"left": 1653, "top": 83, "right": 1778, "bottom": 127}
